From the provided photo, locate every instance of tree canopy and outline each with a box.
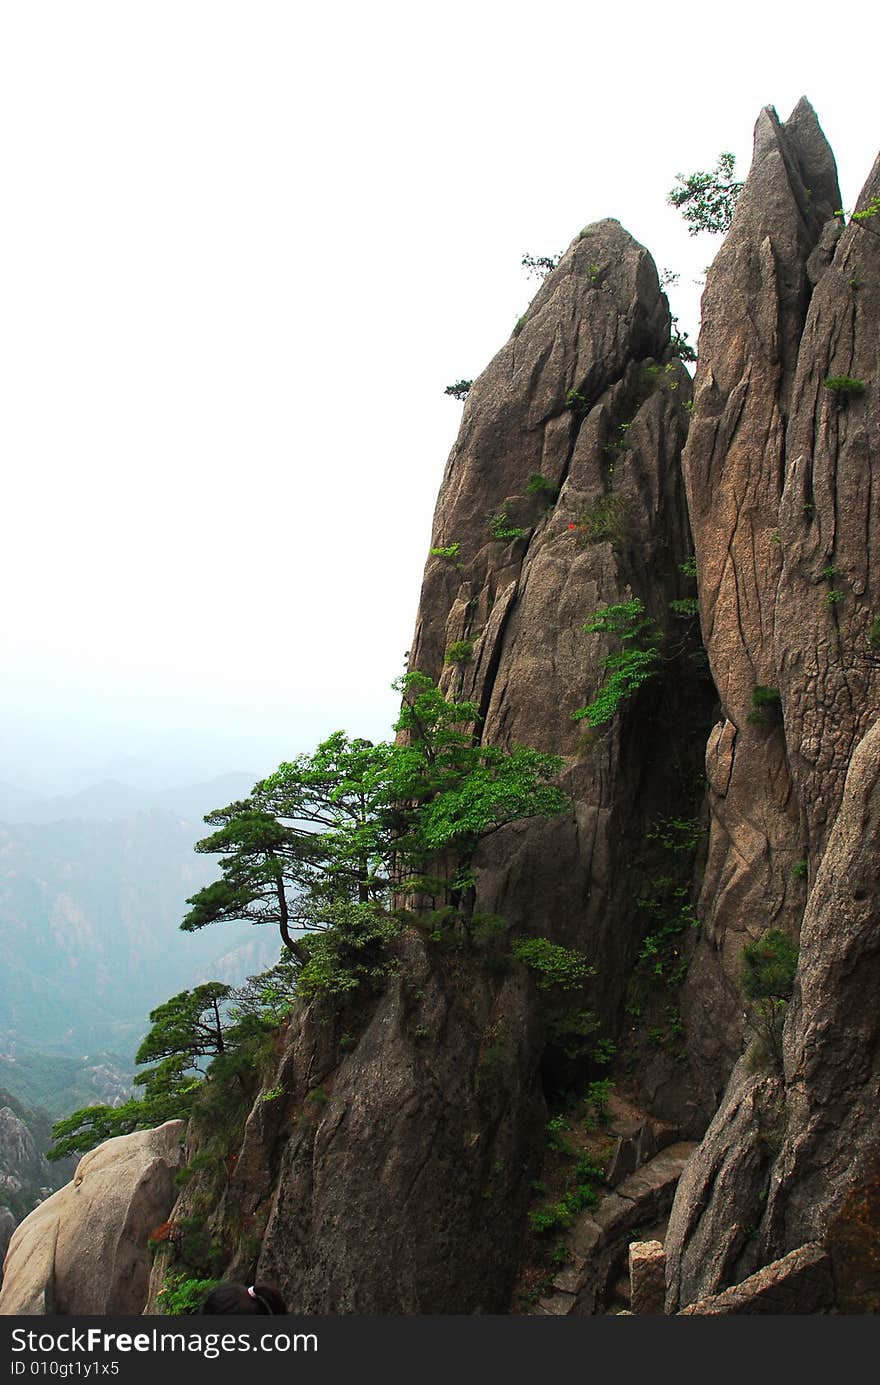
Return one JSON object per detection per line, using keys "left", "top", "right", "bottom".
{"left": 667, "top": 152, "right": 743, "bottom": 235}
{"left": 49, "top": 673, "right": 568, "bottom": 1160}
{"left": 181, "top": 671, "right": 567, "bottom": 972}
{"left": 47, "top": 968, "right": 297, "bottom": 1162}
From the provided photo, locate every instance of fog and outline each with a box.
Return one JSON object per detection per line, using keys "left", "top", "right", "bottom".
{"left": 2, "top": 1, "right": 877, "bottom": 799}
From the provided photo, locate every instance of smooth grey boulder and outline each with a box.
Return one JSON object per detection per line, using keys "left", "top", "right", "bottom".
{"left": 0, "top": 1121, "right": 184, "bottom": 1316}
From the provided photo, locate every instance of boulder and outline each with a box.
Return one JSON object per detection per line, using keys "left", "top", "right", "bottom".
{"left": 0, "top": 1121, "right": 184, "bottom": 1316}
{"left": 629, "top": 1240, "right": 665, "bottom": 1315}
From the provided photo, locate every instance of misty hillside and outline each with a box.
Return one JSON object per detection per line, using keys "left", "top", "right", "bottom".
{"left": 0, "top": 778, "right": 282, "bottom": 1112}
{"left": 0, "top": 771, "right": 256, "bottom": 825}
{"left": 0, "top": 1052, "right": 132, "bottom": 1120}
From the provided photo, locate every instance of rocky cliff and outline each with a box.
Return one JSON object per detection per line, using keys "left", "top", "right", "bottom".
{"left": 665, "top": 110, "right": 880, "bottom": 1313}
{"left": 143, "top": 215, "right": 716, "bottom": 1316}
{"left": 408, "top": 216, "right": 715, "bottom": 1125}
{"left": 0, "top": 1089, "right": 74, "bottom": 1237}
{"left": 5, "top": 97, "right": 878, "bottom": 1319}
{"left": 138, "top": 100, "right": 880, "bottom": 1317}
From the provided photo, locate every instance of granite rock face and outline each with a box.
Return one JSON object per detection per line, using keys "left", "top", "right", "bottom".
{"left": 0, "top": 1121, "right": 184, "bottom": 1316}
{"left": 146, "top": 935, "right": 546, "bottom": 1314}
{"left": 678, "top": 1243, "right": 833, "bottom": 1315}
{"left": 679, "top": 99, "right": 842, "bottom": 1103}
{"left": 411, "top": 218, "right": 713, "bottom": 1126}
{"left": 664, "top": 1060, "right": 783, "bottom": 1308}
{"left": 629, "top": 1240, "right": 666, "bottom": 1315}
{"left": 147, "top": 217, "right": 715, "bottom": 1315}
{"left": 0, "top": 1107, "right": 47, "bottom": 1202}
{"left": 768, "top": 716, "right": 880, "bottom": 1311}
{"left": 0, "top": 1208, "right": 15, "bottom": 1289}
{"left": 667, "top": 112, "right": 880, "bottom": 1312}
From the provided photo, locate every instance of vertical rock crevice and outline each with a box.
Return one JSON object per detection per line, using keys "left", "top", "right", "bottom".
{"left": 667, "top": 111, "right": 880, "bottom": 1312}
{"left": 678, "top": 98, "right": 842, "bottom": 1103}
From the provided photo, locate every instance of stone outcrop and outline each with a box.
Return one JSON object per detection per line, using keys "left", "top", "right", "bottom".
{"left": 667, "top": 113, "right": 880, "bottom": 1312}
{"left": 629, "top": 1240, "right": 666, "bottom": 1315}
{"left": 679, "top": 98, "right": 842, "bottom": 1104}
{"left": 0, "top": 1121, "right": 184, "bottom": 1316}
{"left": 146, "top": 217, "right": 715, "bottom": 1316}
{"left": 679, "top": 1243, "right": 833, "bottom": 1314}
{"left": 410, "top": 217, "right": 714, "bottom": 1129}
{"left": 664, "top": 1059, "right": 782, "bottom": 1305}
{"left": 0, "top": 1106, "right": 47, "bottom": 1203}
{"left": 146, "top": 936, "right": 545, "bottom": 1315}
{"left": 0, "top": 1208, "right": 15, "bottom": 1289}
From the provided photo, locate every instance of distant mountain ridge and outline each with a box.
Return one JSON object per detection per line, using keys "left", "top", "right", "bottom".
{"left": 0, "top": 767, "right": 283, "bottom": 1119}
{"left": 0, "top": 772, "right": 258, "bottom": 826}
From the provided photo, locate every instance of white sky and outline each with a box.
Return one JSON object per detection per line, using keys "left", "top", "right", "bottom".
{"left": 2, "top": 1, "right": 877, "bottom": 793}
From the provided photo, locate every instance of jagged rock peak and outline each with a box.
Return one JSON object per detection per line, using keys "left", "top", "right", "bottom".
{"left": 675, "top": 99, "right": 842, "bottom": 1105}
{"left": 748, "top": 98, "right": 841, "bottom": 229}
{"left": 668, "top": 114, "right": 880, "bottom": 1312}
{"left": 412, "top": 218, "right": 675, "bottom": 684}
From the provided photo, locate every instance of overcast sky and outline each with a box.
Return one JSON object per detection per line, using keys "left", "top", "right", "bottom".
{"left": 2, "top": 1, "right": 877, "bottom": 794}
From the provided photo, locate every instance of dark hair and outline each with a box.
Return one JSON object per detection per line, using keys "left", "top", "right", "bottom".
{"left": 199, "top": 1282, "right": 287, "bottom": 1315}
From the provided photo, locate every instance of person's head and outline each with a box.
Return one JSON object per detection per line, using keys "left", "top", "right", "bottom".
{"left": 199, "top": 1282, "right": 286, "bottom": 1315}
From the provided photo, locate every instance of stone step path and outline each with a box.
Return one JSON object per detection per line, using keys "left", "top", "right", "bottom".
{"left": 530, "top": 1104, "right": 697, "bottom": 1316}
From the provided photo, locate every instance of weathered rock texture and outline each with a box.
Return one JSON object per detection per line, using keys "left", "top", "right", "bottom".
{"left": 679, "top": 1243, "right": 833, "bottom": 1314}
{"left": 629, "top": 1240, "right": 666, "bottom": 1315}
{"left": 667, "top": 110, "right": 880, "bottom": 1312}
{"left": 0, "top": 1208, "right": 15, "bottom": 1289}
{"left": 0, "top": 1106, "right": 46, "bottom": 1203}
{"left": 0, "top": 1121, "right": 184, "bottom": 1315}
{"left": 147, "top": 217, "right": 715, "bottom": 1316}
{"left": 145, "top": 935, "right": 545, "bottom": 1314}
{"left": 411, "top": 218, "right": 713, "bottom": 1125}
{"left": 679, "top": 98, "right": 842, "bottom": 1104}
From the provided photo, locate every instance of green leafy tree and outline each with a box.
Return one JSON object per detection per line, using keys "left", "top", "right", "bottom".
{"left": 48, "top": 984, "right": 260, "bottom": 1162}
{"left": 835, "top": 193, "right": 880, "bottom": 239}
{"left": 226, "top": 955, "right": 299, "bottom": 1025}
{"left": 49, "top": 677, "right": 569, "bottom": 1159}
{"left": 136, "top": 983, "right": 232, "bottom": 1068}
{"left": 389, "top": 672, "right": 566, "bottom": 900}
{"left": 182, "top": 733, "right": 397, "bottom": 963}
{"left": 667, "top": 152, "right": 743, "bottom": 235}
{"left": 444, "top": 379, "right": 473, "bottom": 401}
{"left": 740, "top": 929, "right": 799, "bottom": 1068}
{"left": 183, "top": 672, "right": 567, "bottom": 961}
{"left": 574, "top": 600, "right": 661, "bottom": 727}
{"left": 521, "top": 252, "right": 561, "bottom": 280}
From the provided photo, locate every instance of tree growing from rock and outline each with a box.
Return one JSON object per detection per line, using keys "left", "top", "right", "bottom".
{"left": 182, "top": 672, "right": 566, "bottom": 989}
{"left": 48, "top": 986, "right": 231, "bottom": 1160}
{"left": 667, "top": 152, "right": 743, "bottom": 235}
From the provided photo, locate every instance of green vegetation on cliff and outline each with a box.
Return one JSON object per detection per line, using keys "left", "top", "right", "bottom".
{"left": 49, "top": 672, "right": 568, "bottom": 1161}
{"left": 182, "top": 671, "right": 566, "bottom": 977}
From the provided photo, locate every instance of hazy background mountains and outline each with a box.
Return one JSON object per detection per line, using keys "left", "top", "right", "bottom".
{"left": 0, "top": 771, "right": 281, "bottom": 1116}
